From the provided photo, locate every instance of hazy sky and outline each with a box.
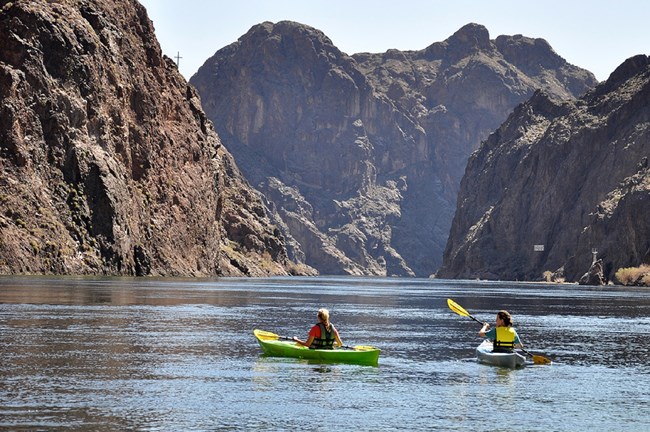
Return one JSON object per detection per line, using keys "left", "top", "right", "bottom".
{"left": 139, "top": 0, "right": 649, "bottom": 82}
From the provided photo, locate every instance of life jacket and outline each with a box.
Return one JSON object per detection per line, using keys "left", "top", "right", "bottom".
{"left": 493, "top": 326, "right": 516, "bottom": 352}
{"left": 311, "top": 323, "right": 336, "bottom": 349}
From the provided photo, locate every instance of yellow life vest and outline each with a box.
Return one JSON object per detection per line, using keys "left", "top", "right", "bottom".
{"left": 494, "top": 327, "right": 516, "bottom": 352}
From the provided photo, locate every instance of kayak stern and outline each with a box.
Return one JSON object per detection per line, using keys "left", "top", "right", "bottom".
{"left": 476, "top": 339, "right": 526, "bottom": 369}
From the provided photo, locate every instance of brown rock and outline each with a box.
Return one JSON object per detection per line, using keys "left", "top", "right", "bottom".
{"left": 0, "top": 0, "right": 302, "bottom": 276}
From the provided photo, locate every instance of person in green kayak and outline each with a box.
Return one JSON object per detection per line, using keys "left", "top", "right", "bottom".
{"left": 293, "top": 308, "right": 343, "bottom": 349}
{"left": 479, "top": 310, "right": 523, "bottom": 353}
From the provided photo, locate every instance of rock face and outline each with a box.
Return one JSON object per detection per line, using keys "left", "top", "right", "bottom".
{"left": 191, "top": 21, "right": 596, "bottom": 276}
{"left": 439, "top": 55, "right": 650, "bottom": 282}
{"left": 0, "top": 0, "right": 300, "bottom": 276}
{"left": 579, "top": 259, "right": 605, "bottom": 286}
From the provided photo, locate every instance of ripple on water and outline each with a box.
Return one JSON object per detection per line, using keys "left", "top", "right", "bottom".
{"left": 2, "top": 277, "right": 650, "bottom": 431}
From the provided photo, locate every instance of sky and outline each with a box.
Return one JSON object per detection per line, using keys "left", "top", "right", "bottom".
{"left": 138, "top": 0, "right": 650, "bottom": 82}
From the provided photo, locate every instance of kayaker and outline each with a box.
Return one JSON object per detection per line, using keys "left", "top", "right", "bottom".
{"left": 479, "top": 310, "right": 523, "bottom": 353}
{"left": 293, "top": 308, "right": 343, "bottom": 349}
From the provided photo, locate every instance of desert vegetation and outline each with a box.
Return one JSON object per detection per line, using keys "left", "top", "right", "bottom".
{"left": 614, "top": 264, "right": 650, "bottom": 286}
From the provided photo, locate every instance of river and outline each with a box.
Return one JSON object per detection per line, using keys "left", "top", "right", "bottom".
{"left": 1, "top": 276, "right": 649, "bottom": 431}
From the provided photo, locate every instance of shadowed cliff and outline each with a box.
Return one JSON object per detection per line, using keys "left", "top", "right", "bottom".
{"left": 191, "top": 21, "right": 596, "bottom": 276}
{"left": 439, "top": 55, "right": 650, "bottom": 282}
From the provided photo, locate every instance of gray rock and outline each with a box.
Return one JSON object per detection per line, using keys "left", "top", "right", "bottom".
{"left": 439, "top": 55, "right": 650, "bottom": 282}
{"left": 191, "top": 21, "right": 596, "bottom": 276}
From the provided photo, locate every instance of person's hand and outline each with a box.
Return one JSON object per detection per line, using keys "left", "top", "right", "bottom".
{"left": 483, "top": 322, "right": 490, "bottom": 329}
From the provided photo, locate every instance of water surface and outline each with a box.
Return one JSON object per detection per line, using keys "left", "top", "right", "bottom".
{"left": 1, "top": 276, "right": 649, "bottom": 430}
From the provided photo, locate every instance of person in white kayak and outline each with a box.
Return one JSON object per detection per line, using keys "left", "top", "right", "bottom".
{"left": 293, "top": 308, "right": 343, "bottom": 349}
{"left": 479, "top": 310, "right": 523, "bottom": 353}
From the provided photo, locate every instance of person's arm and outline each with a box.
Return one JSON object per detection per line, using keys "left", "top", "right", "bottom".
{"left": 293, "top": 335, "right": 315, "bottom": 347}
{"left": 514, "top": 333, "right": 523, "bottom": 349}
{"left": 479, "top": 322, "right": 491, "bottom": 337}
{"left": 294, "top": 326, "right": 318, "bottom": 347}
{"left": 334, "top": 329, "right": 343, "bottom": 348}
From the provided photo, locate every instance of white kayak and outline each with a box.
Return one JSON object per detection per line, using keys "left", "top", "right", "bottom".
{"left": 476, "top": 339, "right": 526, "bottom": 368}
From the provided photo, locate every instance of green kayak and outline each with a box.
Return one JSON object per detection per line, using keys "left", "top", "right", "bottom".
{"left": 254, "top": 329, "right": 380, "bottom": 365}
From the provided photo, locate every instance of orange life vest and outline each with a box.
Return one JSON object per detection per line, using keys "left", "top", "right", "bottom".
{"left": 311, "top": 323, "right": 336, "bottom": 349}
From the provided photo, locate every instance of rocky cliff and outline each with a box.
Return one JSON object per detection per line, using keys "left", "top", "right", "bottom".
{"left": 439, "top": 55, "right": 650, "bottom": 282}
{"left": 0, "top": 0, "right": 300, "bottom": 276}
{"left": 191, "top": 21, "right": 596, "bottom": 276}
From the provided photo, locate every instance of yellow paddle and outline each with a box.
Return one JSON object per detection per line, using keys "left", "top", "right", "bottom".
{"left": 446, "top": 299, "right": 552, "bottom": 365}
{"left": 254, "top": 329, "right": 377, "bottom": 351}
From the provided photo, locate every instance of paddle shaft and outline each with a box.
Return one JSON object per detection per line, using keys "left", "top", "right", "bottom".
{"left": 520, "top": 347, "right": 535, "bottom": 357}
{"left": 466, "top": 313, "right": 486, "bottom": 326}
{"left": 273, "top": 333, "right": 359, "bottom": 350}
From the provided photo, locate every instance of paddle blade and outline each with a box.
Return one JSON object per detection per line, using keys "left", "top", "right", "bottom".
{"left": 339, "top": 344, "right": 377, "bottom": 351}
{"left": 521, "top": 347, "right": 552, "bottom": 365}
{"left": 254, "top": 329, "right": 280, "bottom": 341}
{"left": 351, "top": 345, "right": 378, "bottom": 351}
{"left": 532, "top": 354, "right": 552, "bottom": 365}
{"left": 447, "top": 298, "right": 470, "bottom": 317}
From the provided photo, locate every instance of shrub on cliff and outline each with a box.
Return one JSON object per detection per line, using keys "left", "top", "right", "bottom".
{"left": 614, "top": 265, "right": 650, "bottom": 286}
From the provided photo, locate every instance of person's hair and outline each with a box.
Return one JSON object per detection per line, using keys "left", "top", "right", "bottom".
{"left": 317, "top": 308, "right": 330, "bottom": 329}
{"left": 497, "top": 310, "right": 512, "bottom": 326}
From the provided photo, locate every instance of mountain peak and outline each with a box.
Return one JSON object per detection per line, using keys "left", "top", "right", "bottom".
{"left": 242, "top": 20, "right": 336, "bottom": 49}
{"left": 447, "top": 23, "right": 491, "bottom": 50}
{"left": 602, "top": 54, "right": 650, "bottom": 90}
{"left": 495, "top": 33, "right": 564, "bottom": 73}
{"left": 423, "top": 23, "right": 493, "bottom": 60}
